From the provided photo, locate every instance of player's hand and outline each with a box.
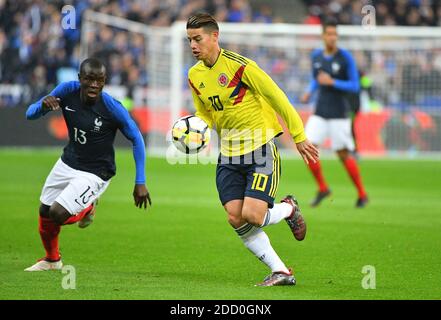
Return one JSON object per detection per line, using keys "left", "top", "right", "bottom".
{"left": 296, "top": 139, "right": 319, "bottom": 165}
{"left": 300, "top": 92, "right": 311, "bottom": 104}
{"left": 133, "top": 184, "right": 152, "bottom": 209}
{"left": 42, "top": 96, "right": 61, "bottom": 112}
{"left": 317, "top": 71, "right": 334, "bottom": 86}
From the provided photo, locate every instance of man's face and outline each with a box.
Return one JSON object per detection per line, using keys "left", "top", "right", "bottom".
{"left": 186, "top": 27, "right": 218, "bottom": 61}
{"left": 78, "top": 65, "right": 106, "bottom": 104}
{"left": 322, "top": 26, "right": 338, "bottom": 49}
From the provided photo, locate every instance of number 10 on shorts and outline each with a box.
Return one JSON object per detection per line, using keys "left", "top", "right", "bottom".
{"left": 251, "top": 173, "right": 268, "bottom": 192}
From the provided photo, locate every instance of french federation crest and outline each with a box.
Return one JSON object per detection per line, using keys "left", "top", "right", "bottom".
{"left": 332, "top": 62, "right": 341, "bottom": 74}
{"left": 218, "top": 73, "right": 228, "bottom": 87}
{"left": 93, "top": 117, "right": 103, "bottom": 132}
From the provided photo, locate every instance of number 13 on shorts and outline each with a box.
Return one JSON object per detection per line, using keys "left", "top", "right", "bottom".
{"left": 74, "top": 186, "right": 95, "bottom": 207}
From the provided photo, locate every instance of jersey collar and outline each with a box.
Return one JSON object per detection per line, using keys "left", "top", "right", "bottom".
{"left": 202, "top": 48, "right": 223, "bottom": 70}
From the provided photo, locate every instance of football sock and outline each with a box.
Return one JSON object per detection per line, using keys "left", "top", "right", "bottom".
{"left": 235, "top": 223, "right": 290, "bottom": 274}
{"left": 307, "top": 160, "right": 329, "bottom": 192}
{"left": 63, "top": 204, "right": 94, "bottom": 225}
{"left": 39, "top": 216, "right": 61, "bottom": 261}
{"left": 260, "top": 203, "right": 292, "bottom": 227}
{"left": 343, "top": 156, "right": 367, "bottom": 199}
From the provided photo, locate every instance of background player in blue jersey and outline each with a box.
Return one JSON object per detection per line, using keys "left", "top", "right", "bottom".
{"left": 24, "top": 58, "right": 151, "bottom": 271}
{"left": 301, "top": 18, "right": 368, "bottom": 208}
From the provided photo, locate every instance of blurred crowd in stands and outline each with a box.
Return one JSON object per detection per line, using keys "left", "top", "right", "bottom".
{"left": 0, "top": 0, "right": 441, "bottom": 109}
{"left": 303, "top": 0, "right": 441, "bottom": 26}
{"left": 0, "top": 0, "right": 279, "bottom": 92}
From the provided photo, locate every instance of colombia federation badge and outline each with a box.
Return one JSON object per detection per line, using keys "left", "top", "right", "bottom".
{"left": 218, "top": 73, "right": 228, "bottom": 87}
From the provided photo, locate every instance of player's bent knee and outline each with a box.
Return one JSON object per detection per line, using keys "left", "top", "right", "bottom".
{"left": 39, "top": 203, "right": 51, "bottom": 218}
{"left": 241, "top": 206, "right": 263, "bottom": 227}
{"left": 224, "top": 200, "right": 245, "bottom": 228}
{"left": 336, "top": 149, "right": 350, "bottom": 160}
{"left": 48, "top": 204, "right": 71, "bottom": 225}
{"left": 227, "top": 213, "right": 243, "bottom": 228}
{"left": 49, "top": 209, "right": 67, "bottom": 225}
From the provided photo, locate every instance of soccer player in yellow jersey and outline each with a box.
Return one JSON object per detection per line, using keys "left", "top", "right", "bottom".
{"left": 186, "top": 13, "right": 319, "bottom": 286}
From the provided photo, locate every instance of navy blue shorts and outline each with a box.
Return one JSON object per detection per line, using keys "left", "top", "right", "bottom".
{"left": 216, "top": 140, "right": 281, "bottom": 208}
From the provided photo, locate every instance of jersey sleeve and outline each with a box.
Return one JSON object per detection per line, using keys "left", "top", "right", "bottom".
{"left": 333, "top": 50, "right": 360, "bottom": 93}
{"left": 188, "top": 78, "right": 214, "bottom": 128}
{"left": 306, "top": 50, "right": 320, "bottom": 93}
{"left": 25, "top": 81, "right": 80, "bottom": 120}
{"left": 242, "top": 62, "right": 307, "bottom": 143}
{"left": 306, "top": 77, "right": 319, "bottom": 94}
{"left": 102, "top": 92, "right": 146, "bottom": 184}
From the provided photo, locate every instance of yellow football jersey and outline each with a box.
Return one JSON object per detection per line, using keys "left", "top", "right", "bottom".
{"left": 188, "top": 48, "right": 306, "bottom": 156}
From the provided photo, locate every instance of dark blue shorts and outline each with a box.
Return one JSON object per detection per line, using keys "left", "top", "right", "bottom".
{"left": 216, "top": 140, "right": 281, "bottom": 208}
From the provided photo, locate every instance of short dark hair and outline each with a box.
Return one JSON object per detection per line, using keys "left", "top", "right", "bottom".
{"left": 322, "top": 17, "right": 338, "bottom": 33}
{"left": 79, "top": 58, "right": 106, "bottom": 74}
{"left": 186, "top": 13, "right": 219, "bottom": 32}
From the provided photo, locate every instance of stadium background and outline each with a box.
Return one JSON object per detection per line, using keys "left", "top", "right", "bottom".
{"left": 1, "top": 0, "right": 441, "bottom": 301}
{"left": 1, "top": 0, "right": 441, "bottom": 156}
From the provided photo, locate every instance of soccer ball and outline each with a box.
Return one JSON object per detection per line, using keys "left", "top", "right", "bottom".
{"left": 171, "top": 115, "right": 211, "bottom": 154}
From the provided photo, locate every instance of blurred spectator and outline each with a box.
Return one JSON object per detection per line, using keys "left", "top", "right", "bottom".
{"left": 1, "top": 0, "right": 440, "bottom": 111}
{"left": 226, "top": 0, "right": 252, "bottom": 22}
{"left": 253, "top": 4, "right": 274, "bottom": 23}
{"left": 303, "top": 0, "right": 441, "bottom": 26}
{"left": 304, "top": 5, "right": 323, "bottom": 24}
{"left": 0, "top": 0, "right": 285, "bottom": 95}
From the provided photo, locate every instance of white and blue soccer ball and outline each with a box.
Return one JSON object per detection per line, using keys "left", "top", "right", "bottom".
{"left": 171, "top": 115, "right": 210, "bottom": 154}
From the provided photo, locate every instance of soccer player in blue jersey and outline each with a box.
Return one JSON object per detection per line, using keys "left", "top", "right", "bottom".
{"left": 24, "top": 58, "right": 151, "bottom": 271}
{"left": 301, "top": 18, "right": 368, "bottom": 208}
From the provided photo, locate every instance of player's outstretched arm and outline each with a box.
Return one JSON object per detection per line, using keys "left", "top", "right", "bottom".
{"left": 102, "top": 93, "right": 152, "bottom": 210}
{"left": 243, "top": 62, "right": 307, "bottom": 144}
{"left": 296, "top": 139, "right": 319, "bottom": 165}
{"left": 42, "top": 96, "right": 61, "bottom": 111}
{"left": 26, "top": 81, "right": 80, "bottom": 120}
{"left": 26, "top": 96, "right": 61, "bottom": 120}
{"left": 301, "top": 71, "right": 319, "bottom": 104}
{"left": 133, "top": 184, "right": 152, "bottom": 209}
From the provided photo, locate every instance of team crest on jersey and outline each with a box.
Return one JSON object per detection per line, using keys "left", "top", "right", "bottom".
{"left": 218, "top": 73, "right": 228, "bottom": 87}
{"left": 332, "top": 62, "right": 340, "bottom": 74}
{"left": 93, "top": 117, "right": 103, "bottom": 132}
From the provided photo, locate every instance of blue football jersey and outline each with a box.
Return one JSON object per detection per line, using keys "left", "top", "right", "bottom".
{"left": 26, "top": 81, "right": 146, "bottom": 183}
{"left": 308, "top": 48, "right": 360, "bottom": 119}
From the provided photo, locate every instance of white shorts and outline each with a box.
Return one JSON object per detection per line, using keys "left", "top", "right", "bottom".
{"left": 40, "top": 158, "right": 110, "bottom": 215}
{"left": 305, "top": 115, "right": 355, "bottom": 151}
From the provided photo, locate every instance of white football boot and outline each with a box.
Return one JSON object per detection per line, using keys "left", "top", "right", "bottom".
{"left": 24, "top": 259, "right": 63, "bottom": 272}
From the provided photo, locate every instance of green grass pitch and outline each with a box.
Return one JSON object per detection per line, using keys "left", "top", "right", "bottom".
{"left": 1, "top": 148, "right": 440, "bottom": 300}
